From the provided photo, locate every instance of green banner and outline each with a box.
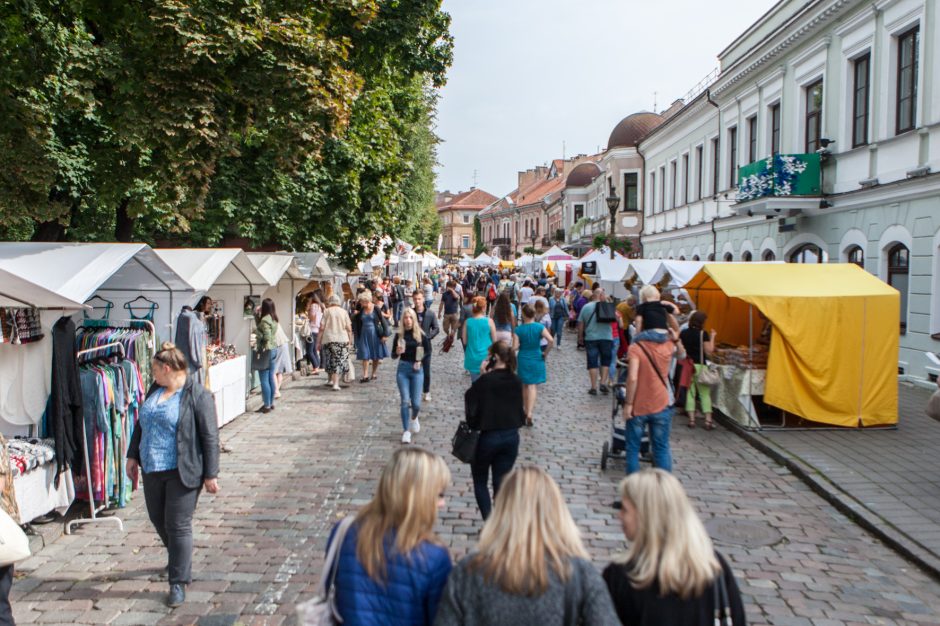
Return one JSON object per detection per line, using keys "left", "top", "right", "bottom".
{"left": 737, "top": 153, "right": 821, "bottom": 202}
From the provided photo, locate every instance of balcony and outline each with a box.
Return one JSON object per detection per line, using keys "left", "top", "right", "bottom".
{"left": 733, "top": 153, "right": 822, "bottom": 216}
{"left": 492, "top": 237, "right": 512, "bottom": 246}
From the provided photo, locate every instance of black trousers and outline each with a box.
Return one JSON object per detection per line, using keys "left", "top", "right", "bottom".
{"left": 0, "top": 565, "right": 13, "bottom": 626}
{"left": 142, "top": 470, "right": 201, "bottom": 585}
{"left": 470, "top": 428, "right": 519, "bottom": 520}
{"left": 422, "top": 357, "right": 432, "bottom": 394}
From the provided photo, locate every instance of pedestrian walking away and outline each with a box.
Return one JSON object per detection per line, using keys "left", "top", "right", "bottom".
{"left": 304, "top": 293, "right": 324, "bottom": 375}
{"left": 490, "top": 292, "right": 516, "bottom": 345}
{"left": 435, "top": 466, "right": 619, "bottom": 625}
{"left": 438, "top": 281, "right": 462, "bottom": 340}
{"left": 604, "top": 469, "right": 747, "bottom": 625}
{"left": 514, "top": 304, "right": 552, "bottom": 427}
{"left": 623, "top": 329, "right": 681, "bottom": 474}
{"left": 577, "top": 289, "right": 612, "bottom": 395}
{"left": 326, "top": 448, "right": 452, "bottom": 625}
{"left": 392, "top": 308, "right": 431, "bottom": 444}
{"left": 463, "top": 296, "right": 496, "bottom": 382}
{"left": 464, "top": 341, "right": 525, "bottom": 519}
{"left": 318, "top": 294, "right": 355, "bottom": 391}
{"left": 353, "top": 291, "right": 389, "bottom": 383}
{"left": 412, "top": 291, "right": 439, "bottom": 401}
{"left": 549, "top": 287, "right": 569, "bottom": 348}
{"left": 126, "top": 342, "right": 220, "bottom": 609}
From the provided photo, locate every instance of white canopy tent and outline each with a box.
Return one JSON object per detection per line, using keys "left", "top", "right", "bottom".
{"left": 537, "top": 245, "right": 574, "bottom": 261}
{"left": 421, "top": 251, "right": 444, "bottom": 269}
{"left": 473, "top": 253, "right": 494, "bottom": 267}
{"left": 0, "top": 269, "right": 88, "bottom": 310}
{"left": 595, "top": 254, "right": 632, "bottom": 299}
{"left": 622, "top": 259, "right": 667, "bottom": 285}
{"left": 248, "top": 253, "right": 306, "bottom": 370}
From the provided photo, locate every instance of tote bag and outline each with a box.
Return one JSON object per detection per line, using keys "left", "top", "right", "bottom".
{"left": 296, "top": 516, "right": 355, "bottom": 625}
{"left": 0, "top": 509, "right": 30, "bottom": 567}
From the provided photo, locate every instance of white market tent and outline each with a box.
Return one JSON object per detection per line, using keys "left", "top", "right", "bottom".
{"left": 293, "top": 252, "right": 334, "bottom": 280}
{"left": 595, "top": 254, "right": 632, "bottom": 299}
{"left": 537, "top": 245, "right": 574, "bottom": 261}
{"left": 248, "top": 253, "right": 306, "bottom": 367}
{"left": 623, "top": 259, "right": 667, "bottom": 285}
{"left": 0, "top": 269, "right": 88, "bottom": 310}
{"left": 421, "top": 251, "right": 444, "bottom": 269}
{"left": 473, "top": 253, "right": 494, "bottom": 267}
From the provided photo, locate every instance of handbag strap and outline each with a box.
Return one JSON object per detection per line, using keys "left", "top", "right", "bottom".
{"left": 700, "top": 330, "right": 704, "bottom": 366}
{"left": 712, "top": 565, "right": 730, "bottom": 626}
{"left": 637, "top": 341, "right": 670, "bottom": 392}
{"left": 320, "top": 515, "right": 356, "bottom": 598}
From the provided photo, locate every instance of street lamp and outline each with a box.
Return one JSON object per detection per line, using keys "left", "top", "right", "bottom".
{"left": 606, "top": 188, "right": 621, "bottom": 259}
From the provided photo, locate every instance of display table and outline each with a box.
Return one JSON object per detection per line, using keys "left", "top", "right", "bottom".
{"left": 713, "top": 365, "right": 766, "bottom": 428}
{"left": 14, "top": 464, "right": 75, "bottom": 524}
{"left": 208, "top": 355, "right": 247, "bottom": 428}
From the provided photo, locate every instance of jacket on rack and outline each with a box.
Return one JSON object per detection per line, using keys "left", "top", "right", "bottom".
{"left": 49, "top": 317, "right": 84, "bottom": 483}
{"left": 174, "top": 307, "right": 207, "bottom": 384}
{"left": 127, "top": 376, "right": 219, "bottom": 489}
{"left": 329, "top": 521, "right": 452, "bottom": 625}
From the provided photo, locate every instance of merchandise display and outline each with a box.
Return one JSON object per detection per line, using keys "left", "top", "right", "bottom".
{"left": 7, "top": 438, "right": 55, "bottom": 478}
{"left": 0, "top": 307, "right": 44, "bottom": 344}
{"left": 207, "top": 343, "right": 239, "bottom": 366}
{"left": 712, "top": 344, "right": 769, "bottom": 369}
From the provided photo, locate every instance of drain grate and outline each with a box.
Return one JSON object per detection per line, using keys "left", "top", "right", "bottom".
{"left": 705, "top": 518, "right": 784, "bottom": 548}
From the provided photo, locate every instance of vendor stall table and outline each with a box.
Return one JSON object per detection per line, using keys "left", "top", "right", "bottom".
{"left": 208, "top": 355, "right": 247, "bottom": 428}
{"left": 713, "top": 366, "right": 766, "bottom": 428}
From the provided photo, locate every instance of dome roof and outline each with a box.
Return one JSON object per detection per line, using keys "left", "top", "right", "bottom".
{"left": 565, "top": 162, "right": 602, "bottom": 188}
{"left": 607, "top": 112, "right": 664, "bottom": 150}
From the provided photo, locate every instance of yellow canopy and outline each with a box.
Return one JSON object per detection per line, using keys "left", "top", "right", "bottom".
{"left": 684, "top": 264, "right": 899, "bottom": 427}
{"left": 499, "top": 260, "right": 515, "bottom": 269}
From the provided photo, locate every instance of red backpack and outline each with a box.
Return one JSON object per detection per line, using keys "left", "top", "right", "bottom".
{"left": 486, "top": 283, "right": 497, "bottom": 302}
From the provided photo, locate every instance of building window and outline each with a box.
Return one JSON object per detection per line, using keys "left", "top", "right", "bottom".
{"left": 747, "top": 115, "right": 757, "bottom": 164}
{"left": 762, "top": 249, "right": 776, "bottom": 262}
{"left": 624, "top": 173, "right": 638, "bottom": 211}
{"left": 659, "top": 166, "right": 666, "bottom": 212}
{"left": 805, "top": 79, "right": 823, "bottom": 153}
{"left": 711, "top": 137, "right": 720, "bottom": 195}
{"left": 574, "top": 204, "right": 584, "bottom": 221}
{"left": 896, "top": 26, "right": 919, "bottom": 134}
{"left": 695, "top": 145, "right": 704, "bottom": 200}
{"left": 887, "top": 243, "right": 909, "bottom": 333}
{"left": 707, "top": 253, "right": 716, "bottom": 261}
{"left": 682, "top": 154, "right": 689, "bottom": 204}
{"left": 789, "top": 243, "right": 827, "bottom": 264}
{"left": 723, "top": 252, "right": 733, "bottom": 262}
{"left": 770, "top": 103, "right": 781, "bottom": 155}
{"left": 670, "top": 161, "right": 677, "bottom": 209}
{"left": 846, "top": 245, "right": 864, "bottom": 267}
{"left": 728, "top": 126, "right": 738, "bottom": 189}
{"left": 648, "top": 173, "right": 656, "bottom": 215}
{"left": 461, "top": 235, "right": 471, "bottom": 249}
{"left": 853, "top": 53, "right": 870, "bottom": 147}
{"left": 742, "top": 250, "right": 753, "bottom": 262}
{"left": 692, "top": 255, "right": 701, "bottom": 261}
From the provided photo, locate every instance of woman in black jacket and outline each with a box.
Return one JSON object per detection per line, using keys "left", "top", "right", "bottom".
{"left": 464, "top": 341, "right": 525, "bottom": 519}
{"left": 603, "top": 469, "right": 747, "bottom": 626}
{"left": 127, "top": 342, "right": 220, "bottom": 608}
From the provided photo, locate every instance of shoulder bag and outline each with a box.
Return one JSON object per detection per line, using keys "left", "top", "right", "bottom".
{"left": 296, "top": 515, "right": 356, "bottom": 626}
{"left": 0, "top": 508, "right": 30, "bottom": 566}
{"left": 376, "top": 311, "right": 390, "bottom": 338}
{"left": 694, "top": 331, "right": 721, "bottom": 387}
{"left": 595, "top": 300, "right": 617, "bottom": 323}
{"left": 712, "top": 563, "right": 731, "bottom": 626}
{"left": 451, "top": 421, "right": 480, "bottom": 464}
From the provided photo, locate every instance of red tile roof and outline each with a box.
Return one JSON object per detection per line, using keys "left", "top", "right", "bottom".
{"left": 436, "top": 188, "right": 499, "bottom": 212}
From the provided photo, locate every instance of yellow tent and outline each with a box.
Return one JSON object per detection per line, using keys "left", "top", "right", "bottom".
{"left": 499, "top": 260, "right": 515, "bottom": 270}
{"left": 684, "top": 264, "right": 899, "bottom": 427}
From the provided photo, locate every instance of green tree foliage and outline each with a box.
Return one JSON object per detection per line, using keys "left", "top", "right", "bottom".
{"left": 472, "top": 216, "right": 483, "bottom": 256}
{"left": 0, "top": 0, "right": 451, "bottom": 266}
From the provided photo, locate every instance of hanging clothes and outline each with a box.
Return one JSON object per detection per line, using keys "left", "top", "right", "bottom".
{"left": 175, "top": 307, "right": 208, "bottom": 386}
{"left": 48, "top": 317, "right": 84, "bottom": 485}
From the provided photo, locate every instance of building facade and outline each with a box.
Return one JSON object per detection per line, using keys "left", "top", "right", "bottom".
{"left": 436, "top": 188, "right": 498, "bottom": 259}
{"left": 637, "top": 0, "right": 940, "bottom": 381}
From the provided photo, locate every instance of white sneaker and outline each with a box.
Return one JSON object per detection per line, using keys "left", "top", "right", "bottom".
{"left": 423, "top": 393, "right": 431, "bottom": 401}
{"left": 410, "top": 418, "right": 421, "bottom": 434}
{"left": 401, "top": 430, "right": 412, "bottom": 444}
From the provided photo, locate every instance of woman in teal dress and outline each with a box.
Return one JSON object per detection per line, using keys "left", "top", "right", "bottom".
{"left": 514, "top": 304, "right": 553, "bottom": 426}
{"left": 463, "top": 296, "right": 496, "bottom": 382}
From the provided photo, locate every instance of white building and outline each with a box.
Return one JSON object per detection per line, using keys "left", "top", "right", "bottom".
{"left": 639, "top": 0, "right": 940, "bottom": 381}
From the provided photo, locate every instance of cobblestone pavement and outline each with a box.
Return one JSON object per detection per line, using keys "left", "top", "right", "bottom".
{"left": 11, "top": 327, "right": 940, "bottom": 625}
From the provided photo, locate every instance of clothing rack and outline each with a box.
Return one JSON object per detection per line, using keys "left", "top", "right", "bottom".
{"left": 79, "top": 318, "right": 156, "bottom": 350}
{"left": 66, "top": 341, "right": 126, "bottom": 535}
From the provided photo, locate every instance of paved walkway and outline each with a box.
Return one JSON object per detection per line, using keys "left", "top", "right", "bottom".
{"left": 10, "top": 329, "right": 940, "bottom": 625}
{"left": 744, "top": 382, "right": 940, "bottom": 578}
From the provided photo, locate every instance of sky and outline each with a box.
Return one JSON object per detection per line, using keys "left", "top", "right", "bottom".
{"left": 434, "top": 0, "right": 779, "bottom": 197}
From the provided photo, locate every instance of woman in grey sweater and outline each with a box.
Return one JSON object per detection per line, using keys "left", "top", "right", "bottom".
{"left": 434, "top": 466, "right": 618, "bottom": 626}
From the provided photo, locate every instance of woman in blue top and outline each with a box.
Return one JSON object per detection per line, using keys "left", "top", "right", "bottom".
{"left": 463, "top": 296, "right": 496, "bottom": 382}
{"left": 329, "top": 447, "right": 452, "bottom": 625}
{"left": 514, "top": 304, "right": 553, "bottom": 427}
{"left": 127, "top": 342, "right": 220, "bottom": 609}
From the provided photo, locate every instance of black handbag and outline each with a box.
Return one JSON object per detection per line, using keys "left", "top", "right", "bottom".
{"left": 251, "top": 348, "right": 272, "bottom": 371}
{"left": 451, "top": 421, "right": 480, "bottom": 464}
{"left": 595, "top": 300, "right": 617, "bottom": 323}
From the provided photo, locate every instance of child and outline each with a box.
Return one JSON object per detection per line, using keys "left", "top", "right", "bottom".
{"left": 534, "top": 300, "right": 552, "bottom": 355}
{"left": 635, "top": 285, "right": 680, "bottom": 339}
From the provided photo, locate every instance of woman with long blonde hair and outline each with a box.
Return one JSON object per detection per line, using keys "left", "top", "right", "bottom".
{"left": 603, "top": 469, "right": 746, "bottom": 625}
{"left": 330, "top": 447, "right": 452, "bottom": 624}
{"left": 435, "top": 466, "right": 618, "bottom": 625}
{"left": 392, "top": 308, "right": 431, "bottom": 444}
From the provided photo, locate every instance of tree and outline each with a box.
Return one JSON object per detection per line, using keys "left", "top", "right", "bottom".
{"left": 472, "top": 216, "right": 484, "bottom": 256}
{"left": 592, "top": 234, "right": 634, "bottom": 256}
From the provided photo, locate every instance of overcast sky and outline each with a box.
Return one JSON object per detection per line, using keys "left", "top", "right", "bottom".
{"left": 434, "top": 0, "right": 777, "bottom": 197}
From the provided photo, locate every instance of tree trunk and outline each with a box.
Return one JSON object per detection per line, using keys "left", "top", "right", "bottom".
{"left": 114, "top": 198, "right": 134, "bottom": 242}
{"left": 31, "top": 220, "right": 66, "bottom": 242}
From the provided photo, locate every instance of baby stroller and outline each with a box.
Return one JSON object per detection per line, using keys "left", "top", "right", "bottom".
{"left": 600, "top": 359, "right": 651, "bottom": 471}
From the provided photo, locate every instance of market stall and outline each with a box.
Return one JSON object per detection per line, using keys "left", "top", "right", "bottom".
{"left": 249, "top": 252, "right": 305, "bottom": 372}
{"left": 473, "top": 252, "right": 494, "bottom": 267}
{"left": 294, "top": 252, "right": 338, "bottom": 298}
{"left": 683, "top": 263, "right": 899, "bottom": 428}
{"left": 155, "top": 248, "right": 267, "bottom": 427}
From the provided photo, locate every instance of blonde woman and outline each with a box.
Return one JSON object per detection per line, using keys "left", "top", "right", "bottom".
{"left": 603, "top": 469, "right": 746, "bottom": 625}
{"left": 330, "top": 448, "right": 452, "bottom": 624}
{"left": 391, "top": 308, "right": 431, "bottom": 444}
{"left": 435, "top": 466, "right": 618, "bottom": 625}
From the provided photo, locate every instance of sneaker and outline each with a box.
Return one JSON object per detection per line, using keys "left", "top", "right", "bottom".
{"left": 588, "top": 388, "right": 598, "bottom": 396}
{"left": 411, "top": 418, "right": 421, "bottom": 434}
{"left": 423, "top": 393, "right": 431, "bottom": 401}
{"left": 599, "top": 384, "right": 610, "bottom": 394}
{"left": 168, "top": 583, "right": 185, "bottom": 607}
{"left": 401, "top": 431, "right": 412, "bottom": 444}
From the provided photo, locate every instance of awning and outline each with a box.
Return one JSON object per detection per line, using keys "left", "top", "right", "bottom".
{"left": 247, "top": 253, "right": 305, "bottom": 286}
{"left": 155, "top": 248, "right": 267, "bottom": 291}
{"left": 293, "top": 252, "right": 335, "bottom": 280}
{"left": 684, "top": 263, "right": 899, "bottom": 427}
{"left": 0, "top": 269, "right": 88, "bottom": 310}
{"left": 622, "top": 259, "right": 664, "bottom": 284}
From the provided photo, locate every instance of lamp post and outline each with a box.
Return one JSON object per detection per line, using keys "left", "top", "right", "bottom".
{"left": 606, "top": 188, "right": 621, "bottom": 259}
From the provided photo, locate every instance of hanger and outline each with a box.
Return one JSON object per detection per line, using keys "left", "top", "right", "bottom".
{"left": 83, "top": 295, "right": 114, "bottom": 321}
{"left": 124, "top": 295, "right": 158, "bottom": 322}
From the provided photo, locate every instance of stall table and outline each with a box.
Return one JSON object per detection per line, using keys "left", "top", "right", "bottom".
{"left": 208, "top": 355, "right": 247, "bottom": 428}
{"left": 713, "top": 366, "right": 766, "bottom": 428}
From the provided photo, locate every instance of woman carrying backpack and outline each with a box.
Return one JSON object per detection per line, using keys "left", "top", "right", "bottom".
{"left": 549, "top": 288, "right": 568, "bottom": 348}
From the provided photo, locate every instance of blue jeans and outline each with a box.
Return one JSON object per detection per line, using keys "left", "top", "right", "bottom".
{"left": 470, "top": 428, "right": 519, "bottom": 519}
{"left": 551, "top": 316, "right": 565, "bottom": 346}
{"left": 626, "top": 407, "right": 673, "bottom": 474}
{"left": 396, "top": 361, "right": 424, "bottom": 431}
{"left": 259, "top": 367, "right": 275, "bottom": 408}
{"left": 393, "top": 301, "right": 404, "bottom": 325}
{"left": 305, "top": 334, "right": 320, "bottom": 369}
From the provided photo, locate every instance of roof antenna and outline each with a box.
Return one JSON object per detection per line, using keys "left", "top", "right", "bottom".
{"left": 472, "top": 169, "right": 478, "bottom": 188}
{"left": 562, "top": 140, "right": 566, "bottom": 160}
{"left": 653, "top": 91, "right": 658, "bottom": 114}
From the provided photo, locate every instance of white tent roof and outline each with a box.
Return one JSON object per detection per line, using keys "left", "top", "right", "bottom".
{"left": 654, "top": 260, "right": 705, "bottom": 287}
{"left": 623, "top": 259, "right": 666, "bottom": 284}
{"left": 538, "top": 245, "right": 573, "bottom": 260}
{"left": 0, "top": 242, "right": 192, "bottom": 303}
{"left": 247, "top": 253, "right": 304, "bottom": 286}
{"left": 155, "top": 248, "right": 267, "bottom": 291}
{"left": 0, "top": 268, "right": 88, "bottom": 310}
{"left": 473, "top": 253, "right": 493, "bottom": 266}
{"left": 596, "top": 255, "right": 631, "bottom": 283}
{"left": 293, "top": 252, "right": 335, "bottom": 279}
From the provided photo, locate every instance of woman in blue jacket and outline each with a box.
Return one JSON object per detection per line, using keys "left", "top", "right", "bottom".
{"left": 329, "top": 447, "right": 453, "bottom": 625}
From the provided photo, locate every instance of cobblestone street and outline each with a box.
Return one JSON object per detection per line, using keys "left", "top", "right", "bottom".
{"left": 11, "top": 330, "right": 940, "bottom": 625}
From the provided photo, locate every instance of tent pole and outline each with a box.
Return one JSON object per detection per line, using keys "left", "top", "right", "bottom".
{"left": 132, "top": 256, "right": 174, "bottom": 339}
{"left": 857, "top": 300, "right": 867, "bottom": 427}
{"left": 748, "top": 303, "right": 761, "bottom": 431}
